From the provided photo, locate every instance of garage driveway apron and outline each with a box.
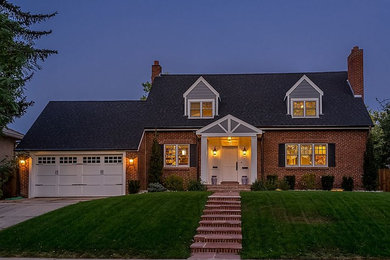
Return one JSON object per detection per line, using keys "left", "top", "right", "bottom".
{"left": 0, "top": 197, "right": 100, "bottom": 230}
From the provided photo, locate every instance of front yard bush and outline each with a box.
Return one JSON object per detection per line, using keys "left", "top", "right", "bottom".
{"left": 251, "top": 180, "right": 267, "bottom": 191}
{"left": 0, "top": 159, "right": 16, "bottom": 199}
{"left": 187, "top": 180, "right": 206, "bottom": 191}
{"left": 128, "top": 180, "right": 140, "bottom": 194}
{"left": 164, "top": 175, "right": 184, "bottom": 191}
{"left": 277, "top": 180, "right": 290, "bottom": 190}
{"left": 148, "top": 182, "right": 167, "bottom": 192}
{"left": 321, "top": 175, "right": 335, "bottom": 190}
{"left": 284, "top": 175, "right": 296, "bottom": 190}
{"left": 301, "top": 173, "right": 316, "bottom": 190}
{"left": 342, "top": 176, "right": 354, "bottom": 191}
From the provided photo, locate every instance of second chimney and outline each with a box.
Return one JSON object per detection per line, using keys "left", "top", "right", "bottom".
{"left": 347, "top": 46, "right": 364, "bottom": 100}
{"left": 151, "top": 60, "right": 162, "bottom": 83}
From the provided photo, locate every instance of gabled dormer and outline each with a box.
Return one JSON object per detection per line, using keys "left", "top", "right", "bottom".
{"left": 183, "top": 76, "right": 220, "bottom": 119}
{"left": 285, "top": 75, "right": 323, "bottom": 118}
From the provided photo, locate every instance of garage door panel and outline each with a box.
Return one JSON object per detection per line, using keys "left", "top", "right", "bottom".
{"left": 83, "top": 185, "right": 103, "bottom": 196}
{"left": 104, "top": 165, "right": 123, "bottom": 175}
{"left": 35, "top": 185, "right": 57, "bottom": 197}
{"left": 59, "top": 165, "right": 83, "bottom": 176}
{"left": 104, "top": 175, "right": 123, "bottom": 185}
{"left": 83, "top": 165, "right": 102, "bottom": 175}
{"left": 83, "top": 175, "right": 102, "bottom": 185}
{"left": 104, "top": 184, "right": 123, "bottom": 196}
{"left": 36, "top": 175, "right": 57, "bottom": 185}
{"left": 36, "top": 165, "right": 57, "bottom": 176}
{"left": 59, "top": 185, "right": 83, "bottom": 196}
{"left": 59, "top": 175, "right": 82, "bottom": 185}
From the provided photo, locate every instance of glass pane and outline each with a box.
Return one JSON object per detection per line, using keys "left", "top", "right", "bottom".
{"left": 202, "top": 102, "right": 213, "bottom": 117}
{"left": 293, "top": 101, "right": 304, "bottom": 116}
{"left": 314, "top": 144, "right": 327, "bottom": 165}
{"left": 305, "top": 101, "right": 317, "bottom": 116}
{"left": 286, "top": 144, "right": 298, "bottom": 166}
{"left": 190, "top": 102, "right": 201, "bottom": 117}
{"left": 300, "top": 144, "right": 313, "bottom": 166}
{"left": 165, "top": 145, "right": 176, "bottom": 166}
{"left": 178, "top": 145, "right": 189, "bottom": 166}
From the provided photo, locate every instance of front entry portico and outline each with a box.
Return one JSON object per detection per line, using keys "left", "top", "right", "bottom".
{"left": 196, "top": 114, "right": 262, "bottom": 185}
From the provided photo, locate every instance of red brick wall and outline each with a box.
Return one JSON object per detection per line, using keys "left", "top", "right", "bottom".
{"left": 348, "top": 46, "right": 364, "bottom": 99}
{"left": 125, "top": 151, "right": 139, "bottom": 193}
{"left": 19, "top": 159, "right": 29, "bottom": 197}
{"left": 261, "top": 130, "right": 368, "bottom": 189}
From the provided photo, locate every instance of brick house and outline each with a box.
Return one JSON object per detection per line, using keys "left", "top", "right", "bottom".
{"left": 16, "top": 46, "right": 372, "bottom": 197}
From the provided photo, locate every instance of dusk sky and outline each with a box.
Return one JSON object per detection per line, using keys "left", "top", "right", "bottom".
{"left": 10, "top": 0, "right": 390, "bottom": 133}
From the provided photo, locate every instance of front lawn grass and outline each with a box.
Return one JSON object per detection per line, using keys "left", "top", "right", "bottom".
{"left": 0, "top": 192, "right": 210, "bottom": 259}
{"left": 241, "top": 191, "right": 390, "bottom": 259}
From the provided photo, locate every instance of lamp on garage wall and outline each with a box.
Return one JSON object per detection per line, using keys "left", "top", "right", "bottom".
{"left": 129, "top": 158, "right": 134, "bottom": 166}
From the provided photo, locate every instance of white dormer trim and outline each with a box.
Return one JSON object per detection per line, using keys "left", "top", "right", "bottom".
{"left": 285, "top": 75, "right": 324, "bottom": 115}
{"left": 285, "top": 75, "right": 324, "bottom": 97}
{"left": 183, "top": 76, "right": 220, "bottom": 117}
{"left": 183, "top": 76, "right": 220, "bottom": 99}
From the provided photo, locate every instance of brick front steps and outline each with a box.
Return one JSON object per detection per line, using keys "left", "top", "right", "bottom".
{"left": 189, "top": 192, "right": 242, "bottom": 259}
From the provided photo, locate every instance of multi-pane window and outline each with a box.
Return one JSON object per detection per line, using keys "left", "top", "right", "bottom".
{"left": 286, "top": 144, "right": 298, "bottom": 166}
{"left": 285, "top": 144, "right": 327, "bottom": 167}
{"left": 189, "top": 101, "right": 214, "bottom": 118}
{"left": 164, "top": 144, "right": 190, "bottom": 167}
{"left": 83, "top": 156, "right": 101, "bottom": 164}
{"left": 104, "top": 156, "right": 122, "bottom": 164}
{"left": 292, "top": 100, "right": 317, "bottom": 117}
{"left": 59, "top": 157, "right": 77, "bottom": 164}
{"left": 37, "top": 157, "right": 56, "bottom": 164}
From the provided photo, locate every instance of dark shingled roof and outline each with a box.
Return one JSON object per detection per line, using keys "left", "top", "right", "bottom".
{"left": 17, "top": 71, "right": 372, "bottom": 151}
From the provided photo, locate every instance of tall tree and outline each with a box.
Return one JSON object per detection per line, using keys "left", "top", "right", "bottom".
{"left": 370, "top": 99, "right": 390, "bottom": 168}
{"left": 148, "top": 132, "right": 163, "bottom": 184}
{"left": 140, "top": 81, "right": 152, "bottom": 100}
{"left": 0, "top": 0, "right": 57, "bottom": 130}
{"left": 362, "top": 133, "right": 378, "bottom": 190}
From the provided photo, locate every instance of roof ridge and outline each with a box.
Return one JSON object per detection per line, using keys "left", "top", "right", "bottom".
{"left": 48, "top": 100, "right": 146, "bottom": 103}
{"left": 160, "top": 71, "right": 347, "bottom": 77}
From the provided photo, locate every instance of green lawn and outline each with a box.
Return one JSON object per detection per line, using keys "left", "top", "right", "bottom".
{"left": 241, "top": 191, "right": 390, "bottom": 259}
{"left": 0, "top": 192, "right": 210, "bottom": 259}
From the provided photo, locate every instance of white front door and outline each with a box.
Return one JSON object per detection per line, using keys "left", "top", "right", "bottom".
{"left": 221, "top": 146, "right": 238, "bottom": 182}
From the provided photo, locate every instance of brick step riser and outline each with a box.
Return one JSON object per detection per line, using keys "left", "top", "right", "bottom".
{"left": 207, "top": 190, "right": 250, "bottom": 192}
{"left": 205, "top": 206, "right": 241, "bottom": 210}
{"left": 194, "top": 238, "right": 242, "bottom": 243}
{"left": 200, "top": 223, "right": 241, "bottom": 228}
{"left": 201, "top": 217, "right": 241, "bottom": 221}
{"left": 208, "top": 198, "right": 241, "bottom": 201}
{"left": 191, "top": 248, "right": 240, "bottom": 254}
{"left": 196, "top": 230, "right": 242, "bottom": 235}
{"left": 207, "top": 201, "right": 241, "bottom": 205}
{"left": 203, "top": 210, "right": 241, "bottom": 215}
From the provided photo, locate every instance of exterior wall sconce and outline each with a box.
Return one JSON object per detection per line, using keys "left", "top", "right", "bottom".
{"left": 19, "top": 159, "right": 26, "bottom": 166}
{"left": 242, "top": 146, "right": 247, "bottom": 156}
{"left": 227, "top": 137, "right": 232, "bottom": 142}
{"left": 129, "top": 158, "right": 134, "bottom": 165}
{"left": 213, "top": 147, "right": 217, "bottom": 156}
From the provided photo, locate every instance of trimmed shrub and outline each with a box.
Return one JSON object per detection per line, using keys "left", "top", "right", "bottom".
{"left": 250, "top": 180, "right": 267, "bottom": 191}
{"left": 301, "top": 173, "right": 317, "bottom": 190}
{"left": 321, "top": 175, "right": 335, "bottom": 190}
{"left": 342, "top": 177, "right": 354, "bottom": 191}
{"left": 187, "top": 180, "right": 206, "bottom": 191}
{"left": 164, "top": 175, "right": 184, "bottom": 191}
{"left": 128, "top": 180, "right": 140, "bottom": 194}
{"left": 277, "top": 180, "right": 290, "bottom": 191}
{"left": 265, "top": 175, "right": 278, "bottom": 191}
{"left": 284, "top": 175, "right": 296, "bottom": 190}
{"left": 266, "top": 175, "right": 278, "bottom": 184}
{"left": 148, "top": 182, "right": 167, "bottom": 192}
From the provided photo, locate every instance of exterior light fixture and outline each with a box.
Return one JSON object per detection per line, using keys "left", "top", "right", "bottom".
{"left": 213, "top": 147, "right": 217, "bottom": 156}
{"left": 242, "top": 146, "right": 247, "bottom": 156}
{"left": 19, "top": 159, "right": 26, "bottom": 166}
{"left": 129, "top": 158, "right": 134, "bottom": 165}
{"left": 227, "top": 137, "right": 232, "bottom": 142}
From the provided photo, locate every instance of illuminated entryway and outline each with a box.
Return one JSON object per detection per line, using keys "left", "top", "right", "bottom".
{"left": 196, "top": 115, "right": 262, "bottom": 184}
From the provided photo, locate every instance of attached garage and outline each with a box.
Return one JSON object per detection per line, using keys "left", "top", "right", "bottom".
{"left": 30, "top": 153, "right": 125, "bottom": 197}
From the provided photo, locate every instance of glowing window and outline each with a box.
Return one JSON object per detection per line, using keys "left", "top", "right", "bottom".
{"left": 164, "top": 144, "right": 189, "bottom": 167}
{"left": 286, "top": 145, "right": 298, "bottom": 166}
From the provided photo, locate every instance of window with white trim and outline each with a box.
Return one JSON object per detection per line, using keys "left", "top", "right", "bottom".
{"left": 83, "top": 156, "right": 101, "bottom": 164}
{"left": 104, "top": 156, "right": 122, "bottom": 164}
{"left": 164, "top": 144, "right": 189, "bottom": 167}
{"left": 285, "top": 144, "right": 327, "bottom": 167}
{"left": 38, "top": 157, "right": 56, "bottom": 164}
{"left": 59, "top": 157, "right": 77, "bottom": 164}
{"left": 188, "top": 100, "right": 214, "bottom": 118}
{"left": 291, "top": 99, "right": 318, "bottom": 118}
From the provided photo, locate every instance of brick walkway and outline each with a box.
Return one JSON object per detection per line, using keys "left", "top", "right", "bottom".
{"left": 189, "top": 192, "right": 242, "bottom": 260}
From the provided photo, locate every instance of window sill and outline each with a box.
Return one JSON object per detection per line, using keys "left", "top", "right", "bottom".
{"left": 285, "top": 167, "right": 329, "bottom": 170}
{"left": 163, "top": 167, "right": 191, "bottom": 171}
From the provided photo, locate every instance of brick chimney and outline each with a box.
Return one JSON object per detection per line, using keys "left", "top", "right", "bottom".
{"left": 151, "top": 60, "right": 162, "bottom": 83}
{"left": 347, "top": 46, "right": 364, "bottom": 99}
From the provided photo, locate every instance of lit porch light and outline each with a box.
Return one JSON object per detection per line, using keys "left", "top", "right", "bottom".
{"left": 213, "top": 147, "right": 217, "bottom": 156}
{"left": 242, "top": 146, "right": 247, "bottom": 156}
{"left": 227, "top": 137, "right": 232, "bottom": 142}
{"left": 129, "top": 158, "right": 134, "bottom": 165}
{"left": 19, "top": 159, "right": 26, "bottom": 166}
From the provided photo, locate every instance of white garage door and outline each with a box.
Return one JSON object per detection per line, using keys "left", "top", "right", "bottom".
{"left": 33, "top": 155, "right": 124, "bottom": 197}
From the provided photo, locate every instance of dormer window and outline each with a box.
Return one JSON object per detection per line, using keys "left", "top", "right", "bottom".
{"left": 292, "top": 99, "right": 318, "bottom": 118}
{"left": 285, "top": 75, "right": 323, "bottom": 118}
{"left": 189, "top": 100, "right": 214, "bottom": 118}
{"left": 183, "top": 76, "right": 220, "bottom": 119}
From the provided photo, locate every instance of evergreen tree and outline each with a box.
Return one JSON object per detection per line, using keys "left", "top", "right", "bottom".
{"left": 362, "top": 133, "right": 378, "bottom": 190}
{"left": 148, "top": 133, "right": 163, "bottom": 183}
{"left": 0, "top": 0, "right": 57, "bottom": 130}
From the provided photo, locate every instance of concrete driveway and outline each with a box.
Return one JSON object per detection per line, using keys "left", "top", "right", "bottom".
{"left": 0, "top": 197, "right": 100, "bottom": 230}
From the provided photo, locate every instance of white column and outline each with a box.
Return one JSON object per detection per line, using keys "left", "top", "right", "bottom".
{"left": 200, "top": 136, "right": 208, "bottom": 183}
{"left": 250, "top": 136, "right": 258, "bottom": 183}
